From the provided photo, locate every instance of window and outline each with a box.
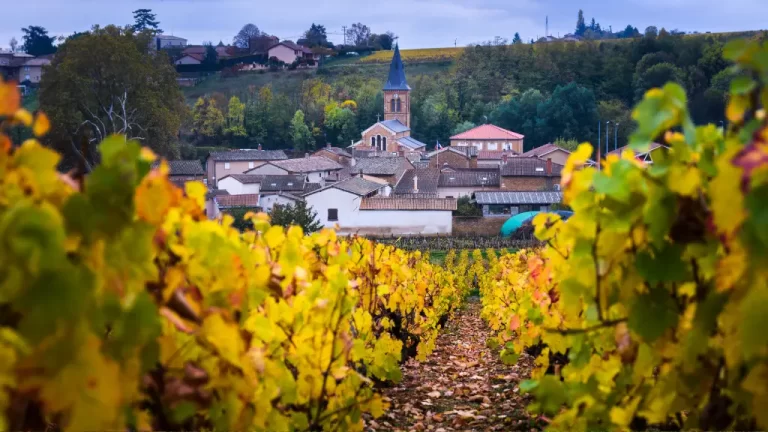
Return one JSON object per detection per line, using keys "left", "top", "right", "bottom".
{"left": 390, "top": 99, "right": 396, "bottom": 112}
{"left": 371, "top": 136, "right": 376, "bottom": 147}
{"left": 535, "top": 167, "right": 544, "bottom": 172}
{"left": 487, "top": 142, "right": 498, "bottom": 150}
{"left": 382, "top": 136, "right": 387, "bottom": 149}
{"left": 396, "top": 98, "right": 402, "bottom": 112}
{"left": 328, "top": 209, "right": 338, "bottom": 221}
{"left": 248, "top": 161, "right": 255, "bottom": 169}
{"left": 224, "top": 162, "right": 230, "bottom": 169}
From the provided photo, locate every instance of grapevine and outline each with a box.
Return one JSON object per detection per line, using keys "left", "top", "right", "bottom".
{"left": 0, "top": 78, "right": 457, "bottom": 432}
{"left": 479, "top": 39, "right": 768, "bottom": 431}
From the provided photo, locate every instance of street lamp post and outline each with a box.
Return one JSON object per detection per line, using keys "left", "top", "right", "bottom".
{"left": 614, "top": 122, "right": 620, "bottom": 152}
{"left": 606, "top": 121, "right": 612, "bottom": 157}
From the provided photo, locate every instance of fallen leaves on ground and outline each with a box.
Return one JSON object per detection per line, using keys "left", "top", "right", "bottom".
{"left": 368, "top": 298, "right": 541, "bottom": 431}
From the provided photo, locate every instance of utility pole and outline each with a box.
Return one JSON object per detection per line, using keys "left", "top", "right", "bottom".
{"left": 455, "top": 38, "right": 457, "bottom": 47}
{"left": 598, "top": 121, "right": 601, "bottom": 170}
{"left": 614, "top": 123, "right": 620, "bottom": 151}
{"left": 606, "top": 121, "right": 612, "bottom": 156}
{"left": 546, "top": 16, "right": 549, "bottom": 37}
{"left": 342, "top": 26, "right": 347, "bottom": 46}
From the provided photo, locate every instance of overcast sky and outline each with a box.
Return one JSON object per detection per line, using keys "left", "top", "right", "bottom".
{"left": 2, "top": 0, "right": 767, "bottom": 50}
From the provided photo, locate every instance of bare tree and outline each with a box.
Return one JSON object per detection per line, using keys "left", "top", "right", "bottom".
{"left": 9, "top": 37, "right": 18, "bottom": 52}
{"left": 233, "top": 23, "right": 262, "bottom": 50}
{"left": 345, "top": 23, "right": 371, "bottom": 47}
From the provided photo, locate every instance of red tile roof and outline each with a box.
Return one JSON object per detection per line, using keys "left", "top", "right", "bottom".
{"left": 215, "top": 194, "right": 259, "bottom": 208}
{"left": 450, "top": 124, "right": 524, "bottom": 140}
{"left": 359, "top": 198, "right": 457, "bottom": 211}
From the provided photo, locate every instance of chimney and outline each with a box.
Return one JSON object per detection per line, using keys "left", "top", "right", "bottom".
{"left": 546, "top": 158, "right": 552, "bottom": 175}
{"left": 413, "top": 175, "right": 419, "bottom": 193}
{"left": 305, "top": 152, "right": 309, "bottom": 158}
{"left": 359, "top": 169, "right": 363, "bottom": 178}
{"left": 257, "top": 144, "right": 262, "bottom": 151}
{"left": 326, "top": 142, "right": 331, "bottom": 149}
{"left": 502, "top": 153, "right": 509, "bottom": 164}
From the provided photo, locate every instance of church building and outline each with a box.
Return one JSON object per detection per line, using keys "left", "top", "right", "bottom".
{"left": 350, "top": 45, "right": 427, "bottom": 154}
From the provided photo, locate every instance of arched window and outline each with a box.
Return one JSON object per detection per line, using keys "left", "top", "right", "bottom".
{"left": 390, "top": 99, "right": 396, "bottom": 112}
{"left": 376, "top": 135, "right": 382, "bottom": 151}
{"left": 396, "top": 98, "right": 402, "bottom": 112}
{"left": 382, "top": 136, "right": 387, "bottom": 150}
{"left": 370, "top": 136, "right": 376, "bottom": 147}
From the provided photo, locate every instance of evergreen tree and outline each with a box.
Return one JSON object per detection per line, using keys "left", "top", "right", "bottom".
{"left": 203, "top": 43, "right": 218, "bottom": 66}
{"left": 21, "top": 26, "right": 56, "bottom": 56}
{"left": 132, "top": 9, "right": 162, "bottom": 33}
{"left": 269, "top": 202, "right": 322, "bottom": 234}
{"left": 575, "top": 10, "right": 587, "bottom": 36}
{"left": 512, "top": 33, "right": 522, "bottom": 44}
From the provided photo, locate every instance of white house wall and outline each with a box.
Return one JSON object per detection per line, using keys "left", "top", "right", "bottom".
{"left": 304, "top": 188, "right": 361, "bottom": 228}
{"left": 304, "top": 187, "right": 452, "bottom": 235}
{"left": 259, "top": 195, "right": 300, "bottom": 212}
{"left": 268, "top": 45, "right": 299, "bottom": 64}
{"left": 217, "top": 177, "right": 260, "bottom": 195}
{"left": 437, "top": 186, "right": 479, "bottom": 198}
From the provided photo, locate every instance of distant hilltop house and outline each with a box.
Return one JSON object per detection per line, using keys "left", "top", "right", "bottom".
{"left": 205, "top": 146, "right": 289, "bottom": 186}
{"left": 152, "top": 34, "right": 188, "bottom": 50}
{"left": 267, "top": 40, "right": 321, "bottom": 65}
{"left": 0, "top": 51, "right": 51, "bottom": 85}
{"left": 175, "top": 45, "right": 235, "bottom": 65}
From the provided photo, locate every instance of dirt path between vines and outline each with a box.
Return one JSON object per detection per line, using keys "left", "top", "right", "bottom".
{"left": 368, "top": 298, "right": 541, "bottom": 432}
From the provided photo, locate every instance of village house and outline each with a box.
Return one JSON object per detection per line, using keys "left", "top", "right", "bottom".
{"left": 521, "top": 143, "right": 573, "bottom": 166}
{"left": 267, "top": 41, "right": 320, "bottom": 64}
{"left": 304, "top": 176, "right": 455, "bottom": 235}
{"left": 208, "top": 193, "right": 260, "bottom": 219}
{"left": 216, "top": 174, "right": 265, "bottom": 195}
{"left": 499, "top": 157, "right": 563, "bottom": 191}
{"left": 245, "top": 156, "right": 342, "bottom": 183}
{"left": 437, "top": 170, "right": 500, "bottom": 198}
{"left": 313, "top": 145, "right": 353, "bottom": 165}
{"left": 425, "top": 146, "right": 478, "bottom": 169}
{"left": 477, "top": 150, "right": 516, "bottom": 167}
{"left": 0, "top": 51, "right": 51, "bottom": 85}
{"left": 152, "top": 35, "right": 187, "bottom": 50}
{"left": 205, "top": 147, "right": 288, "bottom": 186}
{"left": 450, "top": 124, "right": 525, "bottom": 153}
{"left": 474, "top": 191, "right": 564, "bottom": 217}
{"left": 259, "top": 192, "right": 306, "bottom": 213}
{"left": 175, "top": 53, "right": 203, "bottom": 65}
{"left": 153, "top": 160, "right": 206, "bottom": 188}
{"left": 339, "top": 156, "right": 413, "bottom": 187}
{"left": 349, "top": 45, "right": 427, "bottom": 155}
{"left": 393, "top": 168, "right": 440, "bottom": 198}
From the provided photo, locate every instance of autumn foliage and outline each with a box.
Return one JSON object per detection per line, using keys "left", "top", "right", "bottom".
{"left": 479, "top": 39, "right": 768, "bottom": 431}
{"left": 0, "top": 78, "right": 460, "bottom": 431}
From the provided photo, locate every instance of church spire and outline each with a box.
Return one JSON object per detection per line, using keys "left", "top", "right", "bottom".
{"left": 383, "top": 44, "right": 410, "bottom": 91}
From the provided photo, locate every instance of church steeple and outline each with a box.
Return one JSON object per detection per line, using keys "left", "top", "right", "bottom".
{"left": 382, "top": 44, "right": 411, "bottom": 128}
{"left": 383, "top": 44, "right": 410, "bottom": 91}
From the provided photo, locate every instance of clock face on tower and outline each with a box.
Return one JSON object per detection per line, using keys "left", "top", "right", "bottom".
{"left": 394, "top": 94, "right": 399, "bottom": 99}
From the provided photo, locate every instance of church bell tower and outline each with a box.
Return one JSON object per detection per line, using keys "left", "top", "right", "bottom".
{"left": 382, "top": 44, "right": 411, "bottom": 128}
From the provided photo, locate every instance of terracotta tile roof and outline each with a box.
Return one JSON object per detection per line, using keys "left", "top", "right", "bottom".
{"left": 500, "top": 157, "right": 563, "bottom": 177}
{"left": 359, "top": 197, "right": 457, "bottom": 211}
{"left": 316, "top": 146, "right": 352, "bottom": 158}
{"left": 450, "top": 124, "right": 524, "bottom": 140}
{"left": 522, "top": 143, "right": 570, "bottom": 158}
{"left": 395, "top": 168, "right": 440, "bottom": 194}
{"left": 215, "top": 194, "right": 259, "bottom": 208}
{"left": 439, "top": 171, "right": 500, "bottom": 187}
{"left": 346, "top": 157, "right": 410, "bottom": 176}
{"left": 426, "top": 146, "right": 477, "bottom": 158}
{"left": 208, "top": 149, "right": 288, "bottom": 162}
{"left": 478, "top": 150, "right": 517, "bottom": 160}
{"left": 271, "top": 156, "right": 343, "bottom": 173}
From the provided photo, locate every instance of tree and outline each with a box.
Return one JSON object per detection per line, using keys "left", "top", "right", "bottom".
{"left": 633, "top": 62, "right": 685, "bottom": 100}
{"left": 304, "top": 23, "right": 329, "bottom": 48}
{"left": 645, "top": 26, "right": 658, "bottom": 38}
{"left": 269, "top": 201, "right": 322, "bottom": 233}
{"left": 9, "top": 37, "right": 18, "bottom": 52}
{"left": 536, "top": 82, "right": 599, "bottom": 145}
{"left": 552, "top": 137, "right": 580, "bottom": 152}
{"left": 132, "top": 9, "right": 161, "bottom": 33}
{"left": 454, "top": 196, "right": 482, "bottom": 217}
{"left": 346, "top": 23, "right": 371, "bottom": 47}
{"left": 203, "top": 43, "right": 218, "bottom": 65}
{"left": 452, "top": 121, "right": 476, "bottom": 136}
{"left": 21, "top": 26, "right": 56, "bottom": 56}
{"left": 658, "top": 27, "right": 670, "bottom": 38}
{"left": 192, "top": 97, "right": 225, "bottom": 140}
{"left": 233, "top": 24, "right": 262, "bottom": 50}
{"left": 512, "top": 33, "right": 522, "bottom": 44}
{"left": 290, "top": 110, "right": 314, "bottom": 152}
{"left": 39, "top": 25, "right": 184, "bottom": 170}
{"left": 324, "top": 102, "right": 357, "bottom": 146}
{"left": 225, "top": 96, "right": 247, "bottom": 138}
{"left": 589, "top": 18, "right": 597, "bottom": 31}
{"left": 373, "top": 32, "right": 396, "bottom": 51}
{"left": 576, "top": 10, "right": 587, "bottom": 36}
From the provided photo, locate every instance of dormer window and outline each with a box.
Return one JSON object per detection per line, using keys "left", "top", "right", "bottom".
{"left": 535, "top": 167, "right": 544, "bottom": 172}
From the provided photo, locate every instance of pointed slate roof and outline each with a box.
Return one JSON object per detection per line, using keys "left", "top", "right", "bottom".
{"left": 383, "top": 44, "right": 410, "bottom": 91}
